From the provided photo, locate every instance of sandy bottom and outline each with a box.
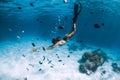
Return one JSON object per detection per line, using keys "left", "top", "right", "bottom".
{"left": 0, "top": 37, "right": 120, "bottom": 80}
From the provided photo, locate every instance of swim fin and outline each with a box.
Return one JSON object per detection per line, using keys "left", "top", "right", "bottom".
{"left": 73, "top": 2, "right": 82, "bottom": 23}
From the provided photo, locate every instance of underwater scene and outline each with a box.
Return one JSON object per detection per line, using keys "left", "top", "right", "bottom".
{"left": 0, "top": 0, "right": 120, "bottom": 80}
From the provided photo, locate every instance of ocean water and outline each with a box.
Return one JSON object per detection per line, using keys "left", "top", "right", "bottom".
{"left": 0, "top": 0, "right": 120, "bottom": 80}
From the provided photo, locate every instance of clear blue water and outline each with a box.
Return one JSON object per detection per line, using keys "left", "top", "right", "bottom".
{"left": 0, "top": 0, "right": 120, "bottom": 80}
{"left": 0, "top": 0, "right": 120, "bottom": 50}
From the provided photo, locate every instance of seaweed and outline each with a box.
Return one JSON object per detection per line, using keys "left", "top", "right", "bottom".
{"left": 111, "top": 63, "right": 120, "bottom": 73}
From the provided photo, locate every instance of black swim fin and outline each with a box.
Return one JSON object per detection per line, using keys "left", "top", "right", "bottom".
{"left": 74, "top": 3, "right": 79, "bottom": 17}
{"left": 73, "top": 2, "right": 82, "bottom": 23}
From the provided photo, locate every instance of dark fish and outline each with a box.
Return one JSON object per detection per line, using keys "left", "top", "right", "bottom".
{"left": 39, "top": 68, "right": 42, "bottom": 71}
{"left": 26, "top": 68, "right": 29, "bottom": 71}
{"left": 29, "top": 64, "right": 34, "bottom": 67}
{"left": 101, "top": 9, "right": 105, "bottom": 12}
{"left": 65, "top": 16, "right": 68, "bottom": 20}
{"left": 36, "top": 38, "right": 39, "bottom": 40}
{"left": 94, "top": 24, "right": 101, "bottom": 28}
{"left": 40, "top": 21, "right": 43, "bottom": 23}
{"left": 30, "top": 2, "right": 34, "bottom": 7}
{"left": 50, "top": 66, "right": 54, "bottom": 68}
{"left": 67, "top": 55, "right": 70, "bottom": 58}
{"left": 48, "top": 60, "right": 52, "bottom": 64}
{"left": 58, "top": 26, "right": 64, "bottom": 29}
{"left": 43, "top": 56, "right": 45, "bottom": 61}
{"left": 36, "top": 18, "right": 39, "bottom": 21}
{"left": 39, "top": 61, "right": 43, "bottom": 65}
{"left": 56, "top": 54, "right": 60, "bottom": 59}
{"left": 22, "top": 54, "right": 25, "bottom": 57}
{"left": 58, "top": 60, "right": 62, "bottom": 62}
{"left": 24, "top": 77, "right": 27, "bottom": 80}
{"left": 18, "top": 6, "right": 22, "bottom": 10}
{"left": 47, "top": 59, "right": 52, "bottom": 64}
{"left": 90, "top": 12, "right": 94, "bottom": 14}
{"left": 32, "top": 43, "right": 35, "bottom": 47}
{"left": 101, "top": 23, "right": 104, "bottom": 26}
{"left": 42, "top": 47, "right": 46, "bottom": 51}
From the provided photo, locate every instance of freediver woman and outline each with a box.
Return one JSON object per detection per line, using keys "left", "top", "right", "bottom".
{"left": 46, "top": 2, "right": 82, "bottom": 50}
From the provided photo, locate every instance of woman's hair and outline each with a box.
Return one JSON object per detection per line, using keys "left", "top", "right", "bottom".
{"left": 52, "top": 37, "right": 62, "bottom": 44}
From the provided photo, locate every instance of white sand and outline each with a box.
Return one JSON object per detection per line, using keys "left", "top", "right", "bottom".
{"left": 0, "top": 37, "right": 120, "bottom": 80}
